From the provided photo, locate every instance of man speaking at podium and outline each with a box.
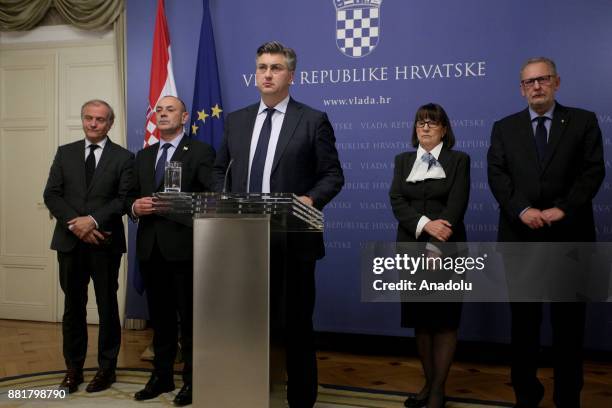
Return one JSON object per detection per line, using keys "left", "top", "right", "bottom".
{"left": 213, "top": 41, "right": 344, "bottom": 408}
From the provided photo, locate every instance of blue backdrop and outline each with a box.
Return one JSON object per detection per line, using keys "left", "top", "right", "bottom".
{"left": 126, "top": 0, "right": 612, "bottom": 350}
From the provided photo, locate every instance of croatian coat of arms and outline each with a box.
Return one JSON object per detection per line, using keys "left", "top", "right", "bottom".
{"left": 334, "top": 0, "right": 382, "bottom": 58}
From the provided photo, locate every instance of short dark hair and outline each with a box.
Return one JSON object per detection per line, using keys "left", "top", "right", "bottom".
{"left": 81, "top": 99, "right": 115, "bottom": 123}
{"left": 411, "top": 103, "right": 456, "bottom": 149}
{"left": 256, "top": 41, "right": 297, "bottom": 71}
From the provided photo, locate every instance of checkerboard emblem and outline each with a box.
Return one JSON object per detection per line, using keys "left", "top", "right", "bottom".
{"left": 334, "top": 0, "right": 382, "bottom": 58}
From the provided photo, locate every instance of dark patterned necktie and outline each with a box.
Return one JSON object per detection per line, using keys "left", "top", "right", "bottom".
{"left": 154, "top": 143, "right": 171, "bottom": 187}
{"left": 85, "top": 144, "right": 99, "bottom": 187}
{"left": 249, "top": 108, "right": 275, "bottom": 192}
{"left": 534, "top": 116, "right": 548, "bottom": 162}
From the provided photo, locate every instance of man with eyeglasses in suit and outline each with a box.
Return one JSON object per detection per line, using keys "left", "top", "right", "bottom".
{"left": 487, "top": 57, "right": 604, "bottom": 407}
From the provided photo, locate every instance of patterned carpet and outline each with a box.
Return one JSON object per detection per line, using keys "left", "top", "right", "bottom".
{"left": 0, "top": 369, "right": 511, "bottom": 407}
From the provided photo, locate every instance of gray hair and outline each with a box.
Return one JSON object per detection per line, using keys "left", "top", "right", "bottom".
{"left": 520, "top": 57, "right": 558, "bottom": 78}
{"left": 81, "top": 99, "right": 115, "bottom": 123}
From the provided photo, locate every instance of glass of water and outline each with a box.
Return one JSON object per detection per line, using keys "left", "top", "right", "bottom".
{"left": 164, "top": 161, "right": 182, "bottom": 192}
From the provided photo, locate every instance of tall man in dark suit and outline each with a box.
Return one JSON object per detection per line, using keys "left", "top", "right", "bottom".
{"left": 487, "top": 57, "right": 604, "bottom": 407}
{"left": 44, "top": 99, "right": 134, "bottom": 394}
{"left": 128, "top": 95, "right": 215, "bottom": 406}
{"left": 213, "top": 41, "right": 344, "bottom": 408}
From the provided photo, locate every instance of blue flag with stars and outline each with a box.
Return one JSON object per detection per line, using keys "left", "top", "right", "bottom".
{"left": 189, "top": 0, "right": 224, "bottom": 149}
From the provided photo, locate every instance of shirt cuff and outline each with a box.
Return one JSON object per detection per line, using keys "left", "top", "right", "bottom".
{"left": 425, "top": 242, "right": 443, "bottom": 256}
{"left": 88, "top": 215, "right": 99, "bottom": 229}
{"left": 519, "top": 207, "right": 531, "bottom": 218}
{"left": 131, "top": 203, "right": 139, "bottom": 221}
{"left": 415, "top": 216, "right": 431, "bottom": 239}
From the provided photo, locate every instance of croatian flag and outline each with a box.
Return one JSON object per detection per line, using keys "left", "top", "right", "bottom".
{"left": 133, "top": 0, "right": 178, "bottom": 295}
{"left": 143, "top": 0, "right": 177, "bottom": 147}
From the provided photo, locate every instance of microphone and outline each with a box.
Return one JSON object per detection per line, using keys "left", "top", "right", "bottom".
{"left": 222, "top": 158, "right": 234, "bottom": 194}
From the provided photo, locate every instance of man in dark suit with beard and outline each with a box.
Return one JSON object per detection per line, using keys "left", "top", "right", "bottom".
{"left": 487, "top": 57, "right": 604, "bottom": 407}
{"left": 44, "top": 99, "right": 134, "bottom": 394}
{"left": 128, "top": 95, "right": 215, "bottom": 406}
{"left": 213, "top": 41, "right": 344, "bottom": 408}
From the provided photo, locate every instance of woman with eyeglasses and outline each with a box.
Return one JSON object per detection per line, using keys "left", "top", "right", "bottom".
{"left": 389, "top": 103, "right": 470, "bottom": 408}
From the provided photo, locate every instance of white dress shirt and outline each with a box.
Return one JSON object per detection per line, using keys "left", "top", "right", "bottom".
{"left": 406, "top": 142, "right": 446, "bottom": 183}
{"left": 85, "top": 136, "right": 107, "bottom": 166}
{"left": 247, "top": 95, "right": 290, "bottom": 193}
{"left": 83, "top": 137, "right": 108, "bottom": 228}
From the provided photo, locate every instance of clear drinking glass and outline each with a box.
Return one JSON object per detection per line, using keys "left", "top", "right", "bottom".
{"left": 164, "top": 161, "right": 182, "bottom": 192}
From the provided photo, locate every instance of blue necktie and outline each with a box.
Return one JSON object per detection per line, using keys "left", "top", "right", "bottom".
{"left": 154, "top": 143, "right": 171, "bottom": 187}
{"left": 534, "top": 116, "right": 548, "bottom": 162}
{"left": 249, "top": 108, "right": 275, "bottom": 192}
{"left": 422, "top": 152, "right": 437, "bottom": 170}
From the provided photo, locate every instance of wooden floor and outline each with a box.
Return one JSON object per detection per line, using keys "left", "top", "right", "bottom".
{"left": 1, "top": 319, "right": 611, "bottom": 406}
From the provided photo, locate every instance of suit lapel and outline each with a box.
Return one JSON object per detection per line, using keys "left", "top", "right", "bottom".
{"left": 437, "top": 147, "right": 451, "bottom": 173}
{"left": 271, "top": 98, "right": 303, "bottom": 174}
{"left": 74, "top": 140, "right": 88, "bottom": 194}
{"left": 154, "top": 135, "right": 192, "bottom": 191}
{"left": 169, "top": 134, "right": 190, "bottom": 163}
{"left": 437, "top": 148, "right": 459, "bottom": 187}
{"left": 242, "top": 104, "right": 260, "bottom": 183}
{"left": 144, "top": 143, "right": 160, "bottom": 193}
{"left": 405, "top": 152, "right": 417, "bottom": 178}
{"left": 516, "top": 109, "right": 542, "bottom": 169}
{"left": 541, "top": 103, "right": 570, "bottom": 171}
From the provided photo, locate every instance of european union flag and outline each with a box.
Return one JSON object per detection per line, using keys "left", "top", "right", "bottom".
{"left": 189, "top": 0, "right": 224, "bottom": 149}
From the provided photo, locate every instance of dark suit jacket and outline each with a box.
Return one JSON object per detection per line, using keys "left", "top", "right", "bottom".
{"left": 487, "top": 103, "right": 604, "bottom": 242}
{"left": 390, "top": 147, "right": 470, "bottom": 243}
{"left": 44, "top": 138, "right": 134, "bottom": 253}
{"left": 128, "top": 135, "right": 215, "bottom": 262}
{"left": 213, "top": 97, "right": 344, "bottom": 260}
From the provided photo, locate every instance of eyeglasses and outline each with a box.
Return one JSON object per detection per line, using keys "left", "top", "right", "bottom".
{"left": 520, "top": 75, "right": 555, "bottom": 88}
{"left": 256, "top": 64, "right": 288, "bottom": 74}
{"left": 415, "top": 120, "right": 441, "bottom": 129}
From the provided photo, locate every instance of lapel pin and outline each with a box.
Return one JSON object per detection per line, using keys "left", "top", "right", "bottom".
{"left": 183, "top": 146, "right": 189, "bottom": 151}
